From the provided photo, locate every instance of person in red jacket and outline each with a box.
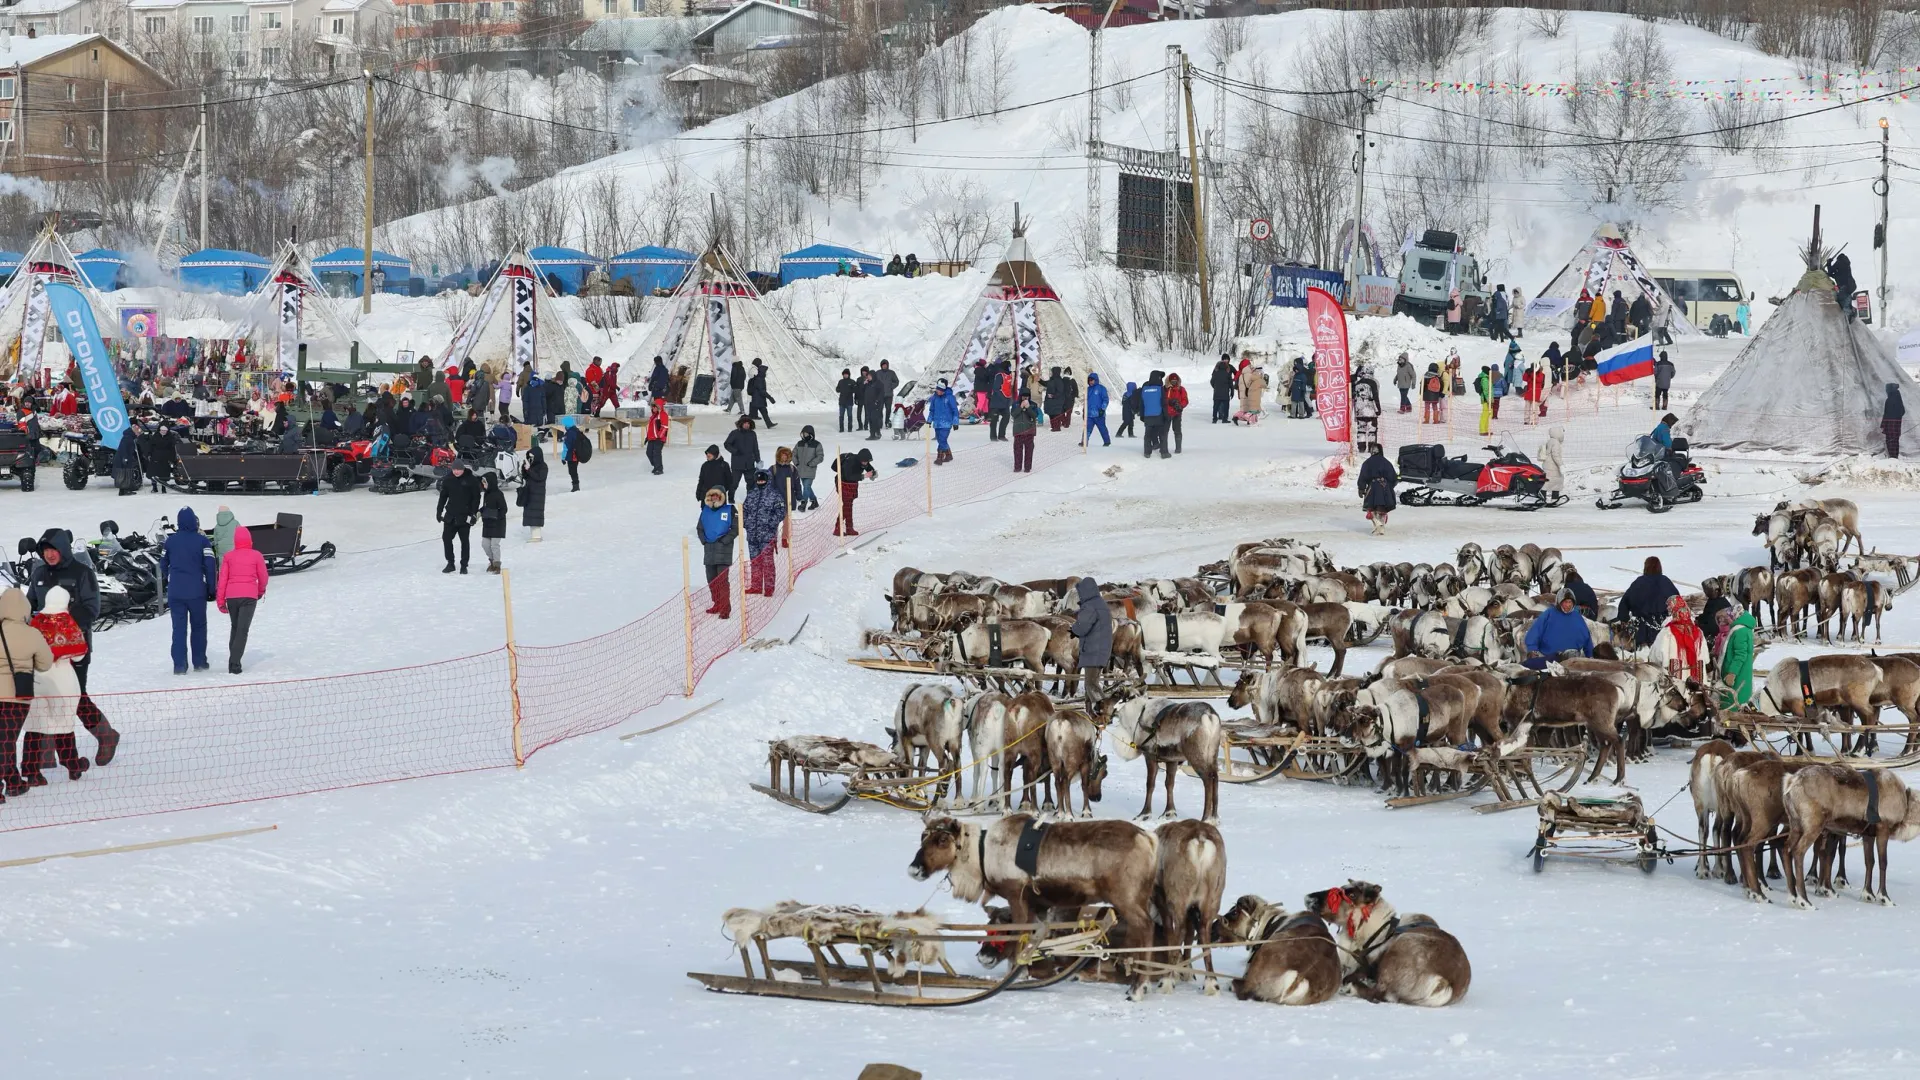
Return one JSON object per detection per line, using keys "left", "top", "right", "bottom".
{"left": 645, "top": 397, "right": 670, "bottom": 475}
{"left": 1523, "top": 364, "right": 1548, "bottom": 424}
{"left": 215, "top": 525, "right": 270, "bottom": 675}
{"left": 1164, "top": 373, "right": 1190, "bottom": 454}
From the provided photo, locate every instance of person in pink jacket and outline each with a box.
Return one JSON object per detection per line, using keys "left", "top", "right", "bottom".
{"left": 215, "top": 525, "right": 269, "bottom": 675}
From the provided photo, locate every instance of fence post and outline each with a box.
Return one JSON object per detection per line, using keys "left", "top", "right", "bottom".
{"left": 924, "top": 425, "right": 933, "bottom": 517}
{"left": 835, "top": 442, "right": 846, "bottom": 546}
{"left": 681, "top": 536, "right": 695, "bottom": 697}
{"left": 739, "top": 531, "right": 750, "bottom": 645}
{"left": 784, "top": 476, "right": 796, "bottom": 591}
{"left": 501, "top": 567, "right": 524, "bottom": 768}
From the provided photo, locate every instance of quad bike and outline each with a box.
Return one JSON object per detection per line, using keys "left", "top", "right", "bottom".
{"left": 369, "top": 435, "right": 456, "bottom": 495}
{"left": 1596, "top": 435, "right": 1704, "bottom": 514}
{"left": 314, "top": 438, "right": 381, "bottom": 492}
{"left": 1395, "top": 441, "right": 1567, "bottom": 511}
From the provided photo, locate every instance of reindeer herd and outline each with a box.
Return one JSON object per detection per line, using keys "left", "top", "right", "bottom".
{"left": 1739, "top": 497, "right": 1903, "bottom": 642}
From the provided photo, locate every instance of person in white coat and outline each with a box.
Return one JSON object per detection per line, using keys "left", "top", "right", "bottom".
{"left": 23, "top": 585, "right": 91, "bottom": 784}
{"left": 1539, "top": 425, "right": 1566, "bottom": 501}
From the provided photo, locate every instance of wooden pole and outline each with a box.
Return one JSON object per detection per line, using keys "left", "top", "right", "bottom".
{"left": 739, "top": 527, "right": 750, "bottom": 645}
{"left": 362, "top": 69, "right": 375, "bottom": 315}
{"left": 924, "top": 425, "right": 933, "bottom": 517}
{"left": 784, "top": 476, "right": 796, "bottom": 591}
{"left": 501, "top": 567, "right": 524, "bottom": 768}
{"left": 1181, "top": 54, "right": 1211, "bottom": 336}
{"left": 835, "top": 442, "right": 846, "bottom": 545}
{"left": 681, "top": 536, "right": 695, "bottom": 696}
{"left": 0, "top": 825, "right": 278, "bottom": 870}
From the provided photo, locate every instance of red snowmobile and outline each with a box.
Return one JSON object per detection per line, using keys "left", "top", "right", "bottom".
{"left": 1395, "top": 442, "right": 1566, "bottom": 511}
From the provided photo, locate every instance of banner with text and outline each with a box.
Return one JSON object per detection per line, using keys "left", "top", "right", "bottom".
{"left": 1306, "top": 286, "right": 1352, "bottom": 445}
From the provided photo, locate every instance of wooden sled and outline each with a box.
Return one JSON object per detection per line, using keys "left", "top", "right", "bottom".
{"left": 690, "top": 905, "right": 1112, "bottom": 1007}
{"left": 1529, "top": 790, "right": 1664, "bottom": 873}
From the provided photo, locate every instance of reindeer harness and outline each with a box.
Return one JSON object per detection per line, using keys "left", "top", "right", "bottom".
{"left": 1012, "top": 818, "right": 1049, "bottom": 876}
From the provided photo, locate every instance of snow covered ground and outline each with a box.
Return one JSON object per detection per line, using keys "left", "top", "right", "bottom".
{"left": 7, "top": 332, "right": 1920, "bottom": 1076}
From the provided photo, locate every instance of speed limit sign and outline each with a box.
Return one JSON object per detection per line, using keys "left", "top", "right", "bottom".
{"left": 1249, "top": 218, "right": 1272, "bottom": 241}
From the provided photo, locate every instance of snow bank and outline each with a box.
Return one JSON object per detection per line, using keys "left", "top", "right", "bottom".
{"left": 1802, "top": 454, "right": 1920, "bottom": 489}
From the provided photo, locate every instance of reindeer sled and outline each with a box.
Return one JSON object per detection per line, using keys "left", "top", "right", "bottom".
{"left": 688, "top": 902, "right": 1115, "bottom": 1007}
{"left": 751, "top": 736, "right": 932, "bottom": 814}
{"left": 1529, "top": 790, "right": 1666, "bottom": 874}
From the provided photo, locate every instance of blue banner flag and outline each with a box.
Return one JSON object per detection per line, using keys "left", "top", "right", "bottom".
{"left": 45, "top": 281, "right": 127, "bottom": 449}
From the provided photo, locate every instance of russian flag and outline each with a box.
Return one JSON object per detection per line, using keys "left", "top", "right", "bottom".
{"left": 1595, "top": 338, "right": 1655, "bottom": 385}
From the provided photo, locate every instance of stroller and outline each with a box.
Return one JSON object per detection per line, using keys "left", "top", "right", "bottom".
{"left": 893, "top": 398, "right": 928, "bottom": 440}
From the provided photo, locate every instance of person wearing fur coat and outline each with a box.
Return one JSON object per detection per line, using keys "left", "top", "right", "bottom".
{"left": 1539, "top": 425, "right": 1566, "bottom": 501}
{"left": 24, "top": 585, "right": 91, "bottom": 784}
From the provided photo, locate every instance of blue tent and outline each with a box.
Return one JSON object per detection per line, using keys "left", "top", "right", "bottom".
{"left": 0, "top": 250, "right": 21, "bottom": 281}
{"left": 74, "top": 248, "right": 130, "bottom": 290}
{"left": 527, "top": 245, "right": 602, "bottom": 295}
{"left": 179, "top": 248, "right": 272, "bottom": 295}
{"left": 608, "top": 245, "right": 695, "bottom": 295}
{"left": 311, "top": 247, "right": 412, "bottom": 295}
{"left": 780, "top": 243, "right": 883, "bottom": 284}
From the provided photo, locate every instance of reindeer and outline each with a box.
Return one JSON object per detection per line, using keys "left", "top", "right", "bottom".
{"left": 1688, "top": 738, "right": 1741, "bottom": 882}
{"left": 1783, "top": 765, "right": 1920, "bottom": 907}
{"left": 1501, "top": 672, "right": 1633, "bottom": 783}
{"left": 1772, "top": 569, "right": 1820, "bottom": 636}
{"left": 928, "top": 617, "right": 1052, "bottom": 682}
{"left": 892, "top": 683, "right": 965, "bottom": 806}
{"left": 1335, "top": 678, "right": 1474, "bottom": 796}
{"left": 963, "top": 690, "right": 1015, "bottom": 810}
{"left": 909, "top": 816, "right": 1159, "bottom": 999}
{"left": 1802, "top": 516, "right": 1843, "bottom": 573}
{"left": 1212, "top": 895, "right": 1341, "bottom": 1006}
{"left": 1045, "top": 702, "right": 1107, "bottom": 818}
{"left": 1230, "top": 667, "right": 1329, "bottom": 731}
{"left": 999, "top": 691, "right": 1054, "bottom": 812}
{"left": 1304, "top": 881, "right": 1471, "bottom": 1007}
{"left": 1780, "top": 497, "right": 1863, "bottom": 557}
{"left": 1735, "top": 565, "right": 1775, "bottom": 629}
{"left": 1301, "top": 602, "right": 1352, "bottom": 675}
{"left": 1720, "top": 752, "right": 1808, "bottom": 902}
{"left": 1105, "top": 695, "right": 1222, "bottom": 822}
{"left": 1840, "top": 578, "right": 1892, "bottom": 642}
{"left": 1152, "top": 820, "right": 1227, "bottom": 995}
{"left": 1110, "top": 619, "right": 1146, "bottom": 681}
{"left": 1759, "top": 654, "right": 1914, "bottom": 754}
{"left": 1455, "top": 543, "right": 1491, "bottom": 587}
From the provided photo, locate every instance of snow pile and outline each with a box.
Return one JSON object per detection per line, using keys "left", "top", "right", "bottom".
{"left": 1801, "top": 454, "right": 1920, "bottom": 489}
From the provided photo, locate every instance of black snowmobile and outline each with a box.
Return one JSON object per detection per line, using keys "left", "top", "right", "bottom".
{"left": 1596, "top": 435, "right": 1705, "bottom": 513}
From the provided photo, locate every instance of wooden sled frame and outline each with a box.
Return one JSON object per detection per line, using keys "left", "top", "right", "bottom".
{"left": 1530, "top": 794, "right": 1664, "bottom": 873}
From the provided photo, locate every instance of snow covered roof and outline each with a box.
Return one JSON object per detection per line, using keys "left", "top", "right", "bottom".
{"left": 572, "top": 15, "right": 700, "bottom": 53}
{"left": 5, "top": 0, "right": 83, "bottom": 17}
{"left": 0, "top": 32, "right": 106, "bottom": 67}
{"left": 664, "top": 62, "right": 754, "bottom": 85}
{"left": 691, "top": 0, "right": 838, "bottom": 47}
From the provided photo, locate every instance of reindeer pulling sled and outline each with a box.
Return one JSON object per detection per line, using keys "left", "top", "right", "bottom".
{"left": 688, "top": 902, "right": 1114, "bottom": 1006}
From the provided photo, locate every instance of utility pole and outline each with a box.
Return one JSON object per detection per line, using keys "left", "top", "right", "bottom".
{"left": 198, "top": 90, "right": 208, "bottom": 250}
{"left": 1878, "top": 116, "right": 1891, "bottom": 322}
{"left": 1181, "top": 55, "right": 1210, "bottom": 337}
{"left": 1342, "top": 95, "right": 1374, "bottom": 308}
{"left": 743, "top": 122, "right": 754, "bottom": 272}
{"left": 362, "top": 69, "right": 375, "bottom": 314}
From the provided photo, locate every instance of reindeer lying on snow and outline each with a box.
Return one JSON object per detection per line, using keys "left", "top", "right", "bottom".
{"left": 910, "top": 815, "right": 1159, "bottom": 999}
{"left": 1212, "top": 895, "right": 1341, "bottom": 1005}
{"left": 1303, "top": 881, "right": 1470, "bottom": 1007}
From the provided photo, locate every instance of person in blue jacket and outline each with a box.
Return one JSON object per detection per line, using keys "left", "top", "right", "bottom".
{"left": 928, "top": 379, "right": 960, "bottom": 464}
{"left": 647, "top": 356, "right": 670, "bottom": 400}
{"left": 1139, "top": 372, "right": 1168, "bottom": 459}
{"left": 1522, "top": 589, "right": 1594, "bottom": 667}
{"left": 159, "top": 506, "right": 218, "bottom": 674}
{"left": 696, "top": 486, "right": 738, "bottom": 619}
{"left": 1650, "top": 412, "right": 1677, "bottom": 450}
{"left": 1083, "top": 372, "right": 1110, "bottom": 447}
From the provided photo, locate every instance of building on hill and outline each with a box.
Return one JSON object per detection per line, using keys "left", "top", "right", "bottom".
{"left": 690, "top": 0, "right": 836, "bottom": 67}
{"left": 0, "top": 33, "right": 172, "bottom": 181}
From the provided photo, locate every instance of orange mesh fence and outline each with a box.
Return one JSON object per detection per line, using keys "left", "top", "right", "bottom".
{"left": 1372, "top": 375, "right": 1668, "bottom": 471}
{"left": 0, "top": 652, "right": 512, "bottom": 833}
{"left": 1, "top": 424, "right": 1088, "bottom": 832}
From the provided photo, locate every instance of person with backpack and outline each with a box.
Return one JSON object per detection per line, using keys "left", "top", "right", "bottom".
{"left": 696, "top": 486, "right": 738, "bottom": 619}
{"left": 1420, "top": 363, "right": 1444, "bottom": 425}
{"left": 987, "top": 361, "right": 1013, "bottom": 441}
{"left": 1474, "top": 366, "right": 1494, "bottom": 436}
{"left": 644, "top": 397, "right": 670, "bottom": 475}
{"left": 1139, "top": 371, "right": 1168, "bottom": 459}
{"left": 559, "top": 415, "right": 592, "bottom": 492}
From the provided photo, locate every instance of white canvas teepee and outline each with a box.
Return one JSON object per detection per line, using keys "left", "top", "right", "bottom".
{"left": 633, "top": 243, "right": 835, "bottom": 404}
{"left": 1522, "top": 223, "right": 1694, "bottom": 338}
{"left": 0, "top": 227, "right": 118, "bottom": 381}
{"left": 440, "top": 250, "right": 595, "bottom": 378}
{"left": 1684, "top": 267, "right": 1919, "bottom": 457}
{"left": 930, "top": 226, "right": 1120, "bottom": 401}
{"left": 225, "top": 244, "right": 383, "bottom": 374}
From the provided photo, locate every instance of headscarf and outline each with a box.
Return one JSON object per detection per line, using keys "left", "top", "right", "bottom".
{"left": 1667, "top": 594, "right": 1704, "bottom": 681}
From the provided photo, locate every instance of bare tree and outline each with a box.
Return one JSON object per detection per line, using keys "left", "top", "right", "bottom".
{"left": 1559, "top": 22, "right": 1693, "bottom": 213}
{"left": 912, "top": 176, "right": 1000, "bottom": 264}
{"left": 1526, "top": 2, "right": 1570, "bottom": 40}
{"left": 1205, "top": 16, "right": 1250, "bottom": 68}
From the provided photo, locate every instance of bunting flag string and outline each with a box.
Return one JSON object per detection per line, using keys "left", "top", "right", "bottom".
{"left": 1362, "top": 72, "right": 1920, "bottom": 103}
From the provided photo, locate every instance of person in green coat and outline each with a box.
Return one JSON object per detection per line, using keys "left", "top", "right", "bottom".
{"left": 1717, "top": 608, "right": 1757, "bottom": 709}
{"left": 211, "top": 506, "right": 239, "bottom": 561}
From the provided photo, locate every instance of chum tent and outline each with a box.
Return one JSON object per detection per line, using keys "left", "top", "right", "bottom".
{"left": 224, "top": 244, "right": 386, "bottom": 374}
{"left": 179, "top": 248, "right": 272, "bottom": 295}
{"left": 311, "top": 247, "right": 412, "bottom": 296}
{"left": 608, "top": 245, "right": 695, "bottom": 295}
{"left": 74, "top": 248, "right": 130, "bottom": 290}
{"left": 928, "top": 225, "right": 1121, "bottom": 406}
{"left": 527, "top": 245, "right": 602, "bottom": 295}
{"left": 0, "top": 226, "right": 120, "bottom": 382}
{"left": 779, "top": 243, "right": 881, "bottom": 284}
{"left": 1521, "top": 223, "right": 1694, "bottom": 339}
{"left": 439, "top": 249, "right": 595, "bottom": 379}
{"left": 632, "top": 243, "right": 835, "bottom": 404}
{"left": 1683, "top": 265, "right": 1919, "bottom": 457}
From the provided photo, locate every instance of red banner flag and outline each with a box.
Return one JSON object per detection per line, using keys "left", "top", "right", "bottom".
{"left": 1306, "top": 286, "right": 1351, "bottom": 445}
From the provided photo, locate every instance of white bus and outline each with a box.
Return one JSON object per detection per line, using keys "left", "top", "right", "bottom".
{"left": 1650, "top": 269, "right": 1750, "bottom": 333}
